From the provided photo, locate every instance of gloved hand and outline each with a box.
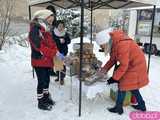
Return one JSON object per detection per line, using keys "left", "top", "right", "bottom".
{"left": 56, "top": 52, "right": 65, "bottom": 61}
{"left": 107, "top": 77, "right": 119, "bottom": 85}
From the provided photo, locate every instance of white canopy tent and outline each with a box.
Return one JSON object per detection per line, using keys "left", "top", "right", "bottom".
{"left": 28, "top": 0, "right": 157, "bottom": 117}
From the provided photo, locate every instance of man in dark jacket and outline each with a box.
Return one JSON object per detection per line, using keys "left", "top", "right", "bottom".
{"left": 52, "top": 20, "right": 71, "bottom": 85}
{"left": 46, "top": 5, "right": 57, "bottom": 28}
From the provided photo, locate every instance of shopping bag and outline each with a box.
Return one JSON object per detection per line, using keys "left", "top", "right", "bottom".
{"left": 53, "top": 56, "right": 64, "bottom": 72}
{"left": 109, "top": 83, "right": 131, "bottom": 106}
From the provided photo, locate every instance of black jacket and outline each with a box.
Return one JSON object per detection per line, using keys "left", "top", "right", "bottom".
{"left": 52, "top": 31, "right": 71, "bottom": 56}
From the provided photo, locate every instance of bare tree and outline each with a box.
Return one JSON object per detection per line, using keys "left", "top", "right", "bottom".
{"left": 0, "top": 0, "right": 14, "bottom": 50}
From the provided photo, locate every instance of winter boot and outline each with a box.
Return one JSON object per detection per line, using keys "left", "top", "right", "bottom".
{"left": 107, "top": 105, "right": 124, "bottom": 115}
{"left": 44, "top": 93, "right": 55, "bottom": 106}
{"left": 131, "top": 101, "right": 146, "bottom": 111}
{"left": 60, "top": 79, "right": 64, "bottom": 85}
{"left": 38, "top": 97, "right": 52, "bottom": 111}
{"left": 55, "top": 78, "right": 59, "bottom": 82}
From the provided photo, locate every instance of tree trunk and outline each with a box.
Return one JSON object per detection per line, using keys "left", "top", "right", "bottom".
{"left": 0, "top": 37, "right": 4, "bottom": 50}
{"left": 0, "top": 44, "right": 2, "bottom": 50}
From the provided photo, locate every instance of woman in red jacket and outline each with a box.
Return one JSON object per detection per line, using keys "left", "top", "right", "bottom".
{"left": 29, "top": 10, "right": 64, "bottom": 110}
{"left": 97, "top": 29, "right": 149, "bottom": 115}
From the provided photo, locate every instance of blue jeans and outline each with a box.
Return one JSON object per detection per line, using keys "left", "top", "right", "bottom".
{"left": 116, "top": 89, "right": 144, "bottom": 106}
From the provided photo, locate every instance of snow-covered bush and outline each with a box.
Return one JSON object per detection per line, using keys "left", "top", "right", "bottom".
{"left": 57, "top": 8, "right": 89, "bottom": 38}
{"left": 6, "top": 33, "right": 29, "bottom": 48}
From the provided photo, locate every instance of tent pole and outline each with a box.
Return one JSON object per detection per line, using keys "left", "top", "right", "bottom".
{"left": 79, "top": 0, "right": 84, "bottom": 117}
{"left": 147, "top": 5, "right": 156, "bottom": 73}
{"left": 29, "top": 5, "right": 31, "bottom": 20}
{"left": 90, "top": 6, "right": 93, "bottom": 43}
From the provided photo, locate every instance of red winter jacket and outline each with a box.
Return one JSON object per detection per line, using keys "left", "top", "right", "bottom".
{"left": 103, "top": 30, "right": 149, "bottom": 91}
{"left": 29, "top": 22, "right": 58, "bottom": 68}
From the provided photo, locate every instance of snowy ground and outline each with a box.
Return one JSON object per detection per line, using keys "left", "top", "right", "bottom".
{"left": 0, "top": 37, "right": 160, "bottom": 120}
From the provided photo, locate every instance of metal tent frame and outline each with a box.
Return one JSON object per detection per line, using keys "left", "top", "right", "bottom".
{"left": 28, "top": 0, "right": 156, "bottom": 117}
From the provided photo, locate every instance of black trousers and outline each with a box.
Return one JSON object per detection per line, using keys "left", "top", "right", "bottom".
{"left": 34, "top": 67, "right": 50, "bottom": 94}
{"left": 56, "top": 65, "right": 66, "bottom": 80}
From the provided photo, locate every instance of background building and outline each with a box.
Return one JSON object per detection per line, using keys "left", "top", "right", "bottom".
{"left": 128, "top": 6, "right": 160, "bottom": 49}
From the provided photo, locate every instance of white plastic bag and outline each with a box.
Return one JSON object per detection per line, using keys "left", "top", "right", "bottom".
{"left": 109, "top": 83, "right": 118, "bottom": 91}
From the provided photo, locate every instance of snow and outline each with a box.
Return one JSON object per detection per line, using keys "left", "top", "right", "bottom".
{"left": 0, "top": 35, "right": 160, "bottom": 120}
{"left": 70, "top": 77, "right": 110, "bottom": 100}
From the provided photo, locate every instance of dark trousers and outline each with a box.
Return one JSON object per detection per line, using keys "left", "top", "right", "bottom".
{"left": 49, "top": 69, "right": 57, "bottom": 76}
{"left": 56, "top": 65, "right": 66, "bottom": 80}
{"left": 116, "top": 89, "right": 144, "bottom": 106}
{"left": 34, "top": 67, "right": 50, "bottom": 94}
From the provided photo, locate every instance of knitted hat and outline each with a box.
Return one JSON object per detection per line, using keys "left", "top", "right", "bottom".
{"left": 33, "top": 9, "right": 53, "bottom": 20}
{"left": 96, "top": 28, "right": 112, "bottom": 45}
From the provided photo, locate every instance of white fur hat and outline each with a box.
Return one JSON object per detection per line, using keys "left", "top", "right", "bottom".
{"left": 96, "top": 28, "right": 112, "bottom": 45}
{"left": 33, "top": 9, "right": 53, "bottom": 20}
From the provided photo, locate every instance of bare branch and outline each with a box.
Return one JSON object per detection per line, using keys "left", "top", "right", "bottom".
{"left": 0, "top": 0, "right": 14, "bottom": 50}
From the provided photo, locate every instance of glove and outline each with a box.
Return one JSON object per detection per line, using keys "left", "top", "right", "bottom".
{"left": 107, "top": 77, "right": 119, "bottom": 85}
{"left": 56, "top": 52, "right": 65, "bottom": 61}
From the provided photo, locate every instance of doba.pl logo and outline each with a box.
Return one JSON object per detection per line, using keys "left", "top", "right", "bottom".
{"left": 130, "top": 111, "right": 160, "bottom": 120}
